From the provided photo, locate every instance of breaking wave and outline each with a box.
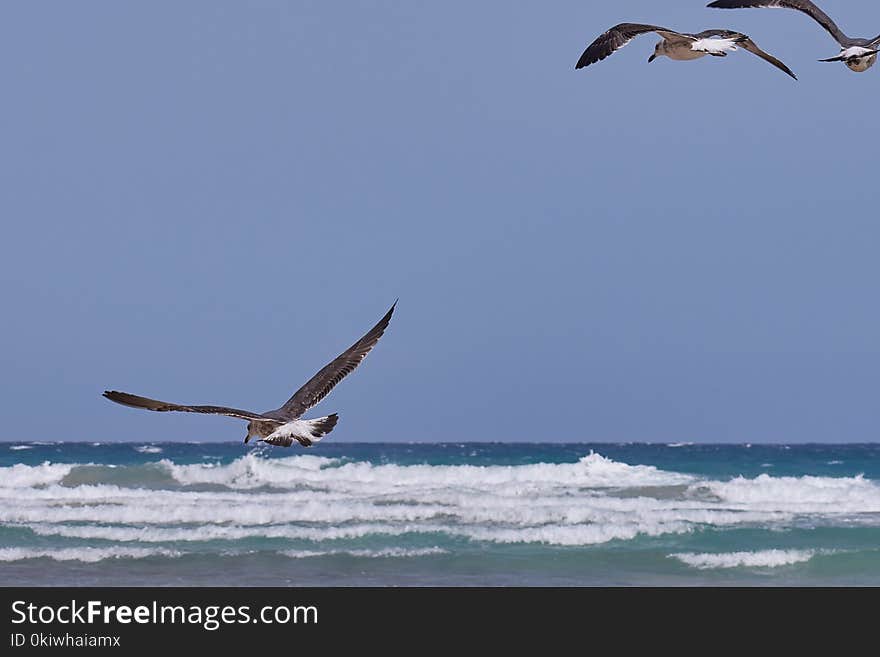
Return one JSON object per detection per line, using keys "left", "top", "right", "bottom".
{"left": 0, "top": 547, "right": 181, "bottom": 563}
{"left": 280, "top": 547, "right": 447, "bottom": 559}
{"left": 135, "top": 445, "right": 163, "bottom": 454}
{"left": 671, "top": 549, "right": 818, "bottom": 569}
{"left": 0, "top": 462, "right": 74, "bottom": 488}
{"left": 3, "top": 452, "right": 880, "bottom": 552}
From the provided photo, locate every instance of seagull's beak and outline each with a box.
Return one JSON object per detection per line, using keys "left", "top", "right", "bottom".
{"left": 648, "top": 54, "right": 656, "bottom": 63}
{"left": 243, "top": 435, "right": 250, "bottom": 444}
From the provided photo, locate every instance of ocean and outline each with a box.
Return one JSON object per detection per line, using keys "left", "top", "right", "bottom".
{"left": 1, "top": 441, "right": 879, "bottom": 586}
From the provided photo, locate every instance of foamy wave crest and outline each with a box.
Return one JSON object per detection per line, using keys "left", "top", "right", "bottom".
{"left": 9, "top": 445, "right": 33, "bottom": 451}
{"left": 0, "top": 462, "right": 74, "bottom": 488}
{"left": 160, "top": 453, "right": 341, "bottom": 488}
{"left": 0, "top": 547, "right": 181, "bottom": 563}
{"left": 280, "top": 547, "right": 447, "bottom": 559}
{"left": 671, "top": 549, "right": 817, "bottom": 569}
{"left": 463, "top": 521, "right": 694, "bottom": 546}
{"left": 7, "top": 452, "right": 880, "bottom": 549}
{"left": 0, "top": 455, "right": 764, "bottom": 548}
{"left": 699, "top": 474, "right": 880, "bottom": 512}
{"left": 21, "top": 522, "right": 434, "bottom": 543}
{"left": 573, "top": 452, "right": 693, "bottom": 487}
{"left": 162, "top": 451, "right": 693, "bottom": 492}
{"left": 135, "top": 445, "right": 163, "bottom": 454}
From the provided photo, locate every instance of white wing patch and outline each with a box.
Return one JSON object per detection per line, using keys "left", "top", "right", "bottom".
{"left": 264, "top": 418, "right": 331, "bottom": 445}
{"left": 841, "top": 46, "right": 876, "bottom": 59}
{"left": 691, "top": 38, "right": 739, "bottom": 54}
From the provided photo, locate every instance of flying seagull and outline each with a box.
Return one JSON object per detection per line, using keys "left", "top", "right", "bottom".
{"left": 103, "top": 302, "right": 396, "bottom": 447}
{"left": 575, "top": 22, "right": 797, "bottom": 79}
{"left": 708, "top": 1, "right": 880, "bottom": 72}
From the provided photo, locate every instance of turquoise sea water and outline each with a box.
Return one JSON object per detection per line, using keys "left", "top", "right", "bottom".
{"left": 1, "top": 441, "right": 879, "bottom": 586}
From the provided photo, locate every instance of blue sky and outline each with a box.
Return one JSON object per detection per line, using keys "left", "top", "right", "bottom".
{"left": 1, "top": 1, "right": 879, "bottom": 443}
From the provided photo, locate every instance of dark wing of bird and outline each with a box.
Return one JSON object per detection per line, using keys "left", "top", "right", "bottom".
{"left": 707, "top": 1, "right": 850, "bottom": 45}
{"left": 102, "top": 390, "right": 272, "bottom": 422}
{"left": 576, "top": 23, "right": 677, "bottom": 69}
{"left": 737, "top": 35, "right": 798, "bottom": 78}
{"left": 696, "top": 29, "right": 797, "bottom": 78}
{"left": 270, "top": 302, "right": 396, "bottom": 421}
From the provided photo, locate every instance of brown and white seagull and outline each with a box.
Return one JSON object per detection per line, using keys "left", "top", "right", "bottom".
{"left": 575, "top": 22, "right": 797, "bottom": 79}
{"left": 708, "top": 1, "right": 880, "bottom": 72}
{"left": 103, "top": 302, "right": 396, "bottom": 447}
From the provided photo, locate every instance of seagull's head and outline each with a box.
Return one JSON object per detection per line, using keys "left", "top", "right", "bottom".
{"left": 648, "top": 42, "right": 663, "bottom": 63}
{"left": 244, "top": 421, "right": 257, "bottom": 444}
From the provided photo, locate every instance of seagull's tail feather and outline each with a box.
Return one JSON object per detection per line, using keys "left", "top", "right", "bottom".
{"left": 262, "top": 414, "right": 339, "bottom": 448}
{"left": 304, "top": 414, "right": 339, "bottom": 444}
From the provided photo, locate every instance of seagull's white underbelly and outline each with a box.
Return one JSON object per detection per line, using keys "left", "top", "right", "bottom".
{"left": 845, "top": 50, "right": 877, "bottom": 72}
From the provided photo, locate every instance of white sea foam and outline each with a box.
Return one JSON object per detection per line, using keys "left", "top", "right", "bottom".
{"left": 9, "top": 445, "right": 33, "bottom": 451}
{"left": 463, "top": 521, "right": 694, "bottom": 546}
{"left": 0, "top": 462, "right": 74, "bottom": 488}
{"left": 700, "top": 474, "right": 880, "bottom": 512}
{"left": 159, "top": 453, "right": 341, "bottom": 488}
{"left": 4, "top": 453, "right": 880, "bottom": 548}
{"left": 671, "top": 549, "right": 817, "bottom": 569}
{"left": 161, "top": 451, "right": 693, "bottom": 492}
{"left": 0, "top": 481, "right": 786, "bottom": 547}
{"left": 21, "top": 522, "right": 438, "bottom": 543}
{"left": 280, "top": 547, "right": 447, "bottom": 559}
{"left": 135, "top": 446, "right": 163, "bottom": 454}
{"left": 0, "top": 547, "right": 180, "bottom": 563}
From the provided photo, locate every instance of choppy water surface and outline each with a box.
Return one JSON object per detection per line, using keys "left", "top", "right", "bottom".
{"left": 2, "top": 442, "right": 879, "bottom": 586}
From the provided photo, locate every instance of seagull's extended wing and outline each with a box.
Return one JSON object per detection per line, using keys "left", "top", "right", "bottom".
{"left": 707, "top": 1, "right": 851, "bottom": 46}
{"left": 269, "top": 302, "right": 396, "bottom": 421}
{"left": 696, "top": 29, "right": 798, "bottom": 78}
{"left": 102, "top": 390, "right": 272, "bottom": 422}
{"left": 738, "top": 36, "right": 798, "bottom": 78}
{"left": 576, "top": 23, "right": 678, "bottom": 69}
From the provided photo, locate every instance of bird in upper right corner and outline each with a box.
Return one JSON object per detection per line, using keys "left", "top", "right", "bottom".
{"left": 575, "top": 23, "right": 797, "bottom": 79}
{"left": 707, "top": 1, "right": 880, "bottom": 72}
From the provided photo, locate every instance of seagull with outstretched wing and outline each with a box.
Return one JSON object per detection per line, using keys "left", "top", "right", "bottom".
{"left": 708, "top": 1, "right": 880, "bottom": 72}
{"left": 104, "top": 302, "right": 396, "bottom": 447}
{"left": 575, "top": 22, "right": 797, "bottom": 79}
